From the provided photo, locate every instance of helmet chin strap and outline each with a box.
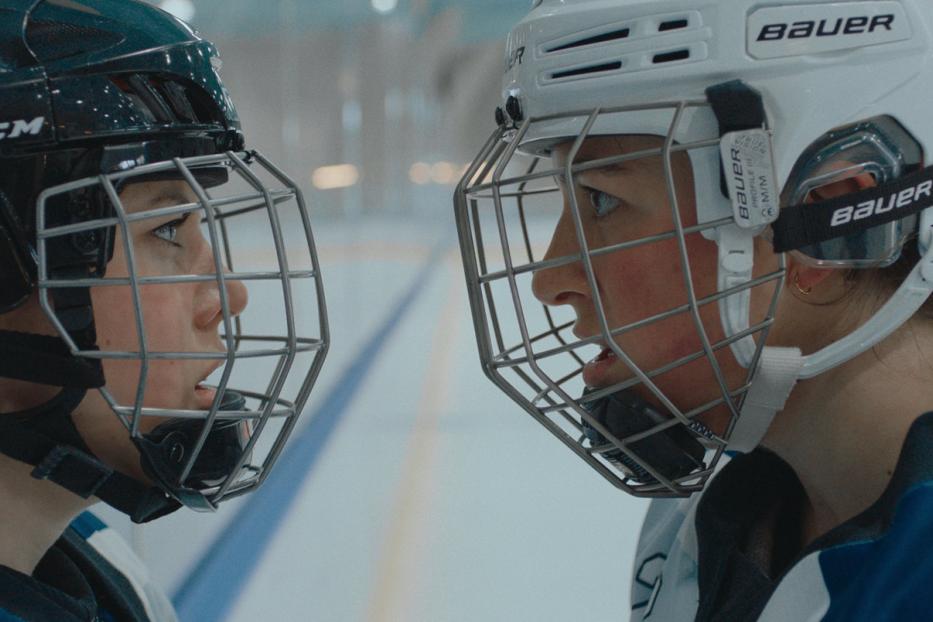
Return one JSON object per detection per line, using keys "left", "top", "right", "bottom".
{"left": 731, "top": 207, "right": 933, "bottom": 452}
{"left": 0, "top": 332, "right": 253, "bottom": 521}
{"left": 0, "top": 331, "right": 105, "bottom": 388}
{"left": 729, "top": 346, "right": 803, "bottom": 452}
{"left": 0, "top": 385, "right": 183, "bottom": 523}
{"left": 0, "top": 289, "right": 182, "bottom": 522}
{"left": 703, "top": 81, "right": 933, "bottom": 452}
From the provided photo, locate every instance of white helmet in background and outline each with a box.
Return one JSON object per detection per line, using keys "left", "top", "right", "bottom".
{"left": 454, "top": 0, "right": 933, "bottom": 496}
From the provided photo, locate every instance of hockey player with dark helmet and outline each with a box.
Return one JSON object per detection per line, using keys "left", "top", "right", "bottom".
{"left": 0, "top": 0, "right": 328, "bottom": 619}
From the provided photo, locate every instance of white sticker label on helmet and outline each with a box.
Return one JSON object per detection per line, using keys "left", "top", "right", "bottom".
{"left": 720, "top": 130, "right": 780, "bottom": 229}
{"left": 747, "top": 2, "right": 911, "bottom": 60}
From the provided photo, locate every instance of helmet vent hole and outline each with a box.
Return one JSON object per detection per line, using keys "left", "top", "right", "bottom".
{"left": 109, "top": 74, "right": 216, "bottom": 125}
{"left": 25, "top": 19, "right": 124, "bottom": 62}
{"left": 652, "top": 49, "right": 690, "bottom": 64}
{"left": 109, "top": 74, "right": 174, "bottom": 123}
{"left": 658, "top": 19, "right": 689, "bottom": 32}
{"left": 151, "top": 79, "right": 200, "bottom": 124}
{"left": 550, "top": 60, "right": 623, "bottom": 80}
{"left": 546, "top": 27, "right": 631, "bottom": 53}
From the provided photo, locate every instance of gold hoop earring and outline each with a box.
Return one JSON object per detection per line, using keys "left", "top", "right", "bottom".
{"left": 793, "top": 273, "right": 812, "bottom": 296}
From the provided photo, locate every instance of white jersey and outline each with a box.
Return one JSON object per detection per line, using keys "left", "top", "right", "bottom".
{"left": 630, "top": 412, "right": 933, "bottom": 622}
{"left": 0, "top": 511, "right": 177, "bottom": 622}
{"left": 73, "top": 512, "right": 178, "bottom": 622}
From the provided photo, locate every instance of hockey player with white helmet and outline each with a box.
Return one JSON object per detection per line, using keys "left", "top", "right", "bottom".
{"left": 0, "top": 0, "right": 328, "bottom": 619}
{"left": 455, "top": 0, "right": 933, "bottom": 619}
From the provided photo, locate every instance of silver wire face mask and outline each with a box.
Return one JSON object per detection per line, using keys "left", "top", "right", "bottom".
{"left": 454, "top": 102, "right": 785, "bottom": 497}
{"left": 35, "top": 150, "right": 329, "bottom": 510}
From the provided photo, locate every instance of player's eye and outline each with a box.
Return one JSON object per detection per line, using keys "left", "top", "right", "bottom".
{"left": 586, "top": 187, "right": 621, "bottom": 218}
{"left": 151, "top": 215, "right": 188, "bottom": 246}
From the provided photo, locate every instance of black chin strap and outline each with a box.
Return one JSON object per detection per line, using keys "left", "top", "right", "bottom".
{"left": 0, "top": 281, "right": 182, "bottom": 521}
{"left": 0, "top": 387, "right": 182, "bottom": 523}
{"left": 581, "top": 389, "right": 711, "bottom": 485}
{"left": 706, "top": 79, "right": 768, "bottom": 199}
{"left": 0, "top": 330, "right": 105, "bottom": 388}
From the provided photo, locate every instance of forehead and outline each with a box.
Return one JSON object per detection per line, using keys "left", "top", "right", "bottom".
{"left": 551, "top": 134, "right": 667, "bottom": 167}
{"left": 117, "top": 178, "right": 198, "bottom": 214}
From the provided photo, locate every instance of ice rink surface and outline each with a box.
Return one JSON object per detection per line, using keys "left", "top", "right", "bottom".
{"left": 94, "top": 215, "right": 650, "bottom": 622}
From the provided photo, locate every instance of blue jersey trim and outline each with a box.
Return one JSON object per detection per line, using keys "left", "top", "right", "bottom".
{"left": 820, "top": 480, "right": 933, "bottom": 621}
{"left": 68, "top": 511, "right": 107, "bottom": 540}
{"left": 0, "top": 609, "right": 26, "bottom": 622}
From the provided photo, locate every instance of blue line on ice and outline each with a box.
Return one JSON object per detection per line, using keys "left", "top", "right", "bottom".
{"left": 173, "top": 243, "right": 448, "bottom": 622}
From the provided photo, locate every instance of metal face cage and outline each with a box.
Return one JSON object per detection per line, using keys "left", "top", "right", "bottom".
{"left": 35, "top": 150, "right": 329, "bottom": 509}
{"left": 454, "top": 101, "right": 785, "bottom": 497}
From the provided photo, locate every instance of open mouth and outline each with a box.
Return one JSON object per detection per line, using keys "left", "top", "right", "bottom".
{"left": 578, "top": 341, "right": 714, "bottom": 485}
{"left": 193, "top": 361, "right": 223, "bottom": 409}
{"left": 194, "top": 383, "right": 218, "bottom": 409}
{"left": 582, "top": 343, "right": 620, "bottom": 389}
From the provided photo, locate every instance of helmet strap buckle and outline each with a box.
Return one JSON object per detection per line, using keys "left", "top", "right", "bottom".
{"left": 32, "top": 444, "right": 113, "bottom": 499}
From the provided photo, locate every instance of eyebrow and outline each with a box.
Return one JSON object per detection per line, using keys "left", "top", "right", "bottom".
{"left": 567, "top": 156, "right": 638, "bottom": 177}
{"left": 565, "top": 150, "right": 661, "bottom": 172}
{"left": 585, "top": 146, "right": 665, "bottom": 165}
{"left": 126, "top": 187, "right": 198, "bottom": 214}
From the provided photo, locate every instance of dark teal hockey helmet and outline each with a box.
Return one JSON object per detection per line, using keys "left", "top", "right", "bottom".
{"left": 0, "top": 1, "right": 330, "bottom": 523}
{"left": 0, "top": 0, "right": 244, "bottom": 311}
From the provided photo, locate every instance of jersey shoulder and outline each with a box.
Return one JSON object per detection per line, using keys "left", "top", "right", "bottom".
{"left": 67, "top": 512, "right": 178, "bottom": 622}
{"left": 818, "top": 481, "right": 933, "bottom": 621}
{"left": 761, "top": 480, "right": 933, "bottom": 622}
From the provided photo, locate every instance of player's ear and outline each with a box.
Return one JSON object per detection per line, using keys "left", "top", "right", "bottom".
{"left": 804, "top": 169, "right": 876, "bottom": 203}
{"left": 789, "top": 165, "right": 878, "bottom": 292}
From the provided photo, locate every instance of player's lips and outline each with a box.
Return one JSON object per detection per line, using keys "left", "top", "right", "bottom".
{"left": 193, "top": 361, "right": 223, "bottom": 410}
{"left": 583, "top": 342, "right": 619, "bottom": 389}
{"left": 194, "top": 384, "right": 218, "bottom": 409}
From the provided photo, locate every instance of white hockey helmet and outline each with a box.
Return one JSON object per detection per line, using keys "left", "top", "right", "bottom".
{"left": 455, "top": 0, "right": 933, "bottom": 496}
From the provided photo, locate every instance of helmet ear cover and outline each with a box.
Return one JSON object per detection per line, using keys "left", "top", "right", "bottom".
{"left": 772, "top": 116, "right": 927, "bottom": 266}
{"left": 43, "top": 186, "right": 115, "bottom": 281}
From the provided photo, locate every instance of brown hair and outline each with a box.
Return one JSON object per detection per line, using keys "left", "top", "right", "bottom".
{"left": 846, "top": 237, "right": 933, "bottom": 320}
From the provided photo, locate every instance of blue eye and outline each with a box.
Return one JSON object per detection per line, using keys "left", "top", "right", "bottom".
{"left": 587, "top": 188, "right": 621, "bottom": 218}
{"left": 151, "top": 218, "right": 185, "bottom": 246}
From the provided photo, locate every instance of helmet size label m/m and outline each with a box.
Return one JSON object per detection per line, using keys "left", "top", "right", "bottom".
{"left": 0, "top": 117, "right": 44, "bottom": 140}
{"left": 720, "top": 129, "right": 780, "bottom": 229}
{"left": 747, "top": 2, "right": 911, "bottom": 59}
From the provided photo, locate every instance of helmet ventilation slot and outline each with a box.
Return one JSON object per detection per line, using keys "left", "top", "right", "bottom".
{"left": 546, "top": 27, "right": 631, "bottom": 53}
{"left": 658, "top": 18, "right": 689, "bottom": 32}
{"left": 25, "top": 18, "right": 123, "bottom": 62}
{"left": 151, "top": 79, "right": 200, "bottom": 124}
{"left": 653, "top": 49, "right": 690, "bottom": 64}
{"left": 110, "top": 74, "right": 214, "bottom": 125}
{"left": 550, "top": 60, "right": 623, "bottom": 80}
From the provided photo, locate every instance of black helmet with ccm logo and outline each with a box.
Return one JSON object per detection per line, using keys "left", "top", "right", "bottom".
{"left": 0, "top": 0, "right": 329, "bottom": 523}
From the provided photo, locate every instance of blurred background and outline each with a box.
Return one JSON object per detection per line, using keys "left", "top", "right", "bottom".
{"left": 93, "top": 1, "right": 651, "bottom": 620}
